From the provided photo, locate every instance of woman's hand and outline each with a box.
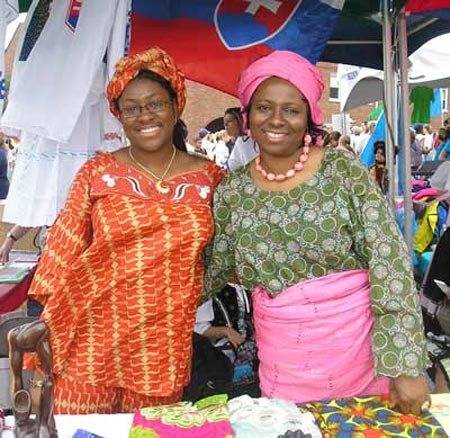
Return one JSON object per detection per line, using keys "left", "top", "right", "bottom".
{"left": 226, "top": 327, "right": 245, "bottom": 349}
{"left": 389, "top": 375, "right": 431, "bottom": 416}
{"left": 0, "top": 237, "right": 14, "bottom": 264}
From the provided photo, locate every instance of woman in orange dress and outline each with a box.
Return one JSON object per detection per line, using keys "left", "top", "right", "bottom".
{"left": 27, "top": 47, "right": 223, "bottom": 414}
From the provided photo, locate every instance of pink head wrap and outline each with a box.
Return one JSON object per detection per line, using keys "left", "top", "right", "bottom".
{"left": 237, "top": 51, "right": 324, "bottom": 126}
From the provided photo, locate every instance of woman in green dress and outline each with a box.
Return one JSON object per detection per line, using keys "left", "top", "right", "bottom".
{"left": 204, "top": 50, "right": 430, "bottom": 416}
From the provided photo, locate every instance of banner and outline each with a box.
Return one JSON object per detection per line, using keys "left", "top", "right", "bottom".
{"left": 130, "top": 0, "right": 345, "bottom": 95}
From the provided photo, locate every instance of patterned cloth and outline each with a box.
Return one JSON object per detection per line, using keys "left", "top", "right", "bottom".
{"left": 228, "top": 395, "right": 322, "bottom": 438}
{"left": 107, "top": 47, "right": 186, "bottom": 118}
{"left": 301, "top": 394, "right": 448, "bottom": 437}
{"left": 253, "top": 271, "right": 389, "bottom": 403}
{"left": 129, "top": 395, "right": 233, "bottom": 438}
{"left": 28, "top": 152, "right": 223, "bottom": 407}
{"left": 204, "top": 147, "right": 428, "bottom": 378}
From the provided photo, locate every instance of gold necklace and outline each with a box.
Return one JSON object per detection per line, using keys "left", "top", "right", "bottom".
{"left": 128, "top": 146, "right": 177, "bottom": 194}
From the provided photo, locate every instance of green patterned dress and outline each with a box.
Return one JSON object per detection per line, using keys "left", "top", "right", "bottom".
{"left": 204, "top": 147, "right": 428, "bottom": 378}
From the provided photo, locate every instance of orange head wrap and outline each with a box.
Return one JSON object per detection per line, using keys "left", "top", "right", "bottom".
{"left": 107, "top": 47, "right": 186, "bottom": 119}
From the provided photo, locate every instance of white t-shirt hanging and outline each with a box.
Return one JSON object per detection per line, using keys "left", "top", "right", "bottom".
{"left": 1, "top": 0, "right": 120, "bottom": 142}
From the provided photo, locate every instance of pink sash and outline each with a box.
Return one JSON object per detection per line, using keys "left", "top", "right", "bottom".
{"left": 253, "top": 269, "right": 389, "bottom": 403}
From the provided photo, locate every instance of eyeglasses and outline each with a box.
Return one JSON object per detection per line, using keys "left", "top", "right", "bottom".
{"left": 119, "top": 100, "right": 171, "bottom": 119}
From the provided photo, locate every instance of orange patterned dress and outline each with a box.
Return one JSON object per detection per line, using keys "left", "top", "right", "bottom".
{"left": 28, "top": 152, "right": 223, "bottom": 399}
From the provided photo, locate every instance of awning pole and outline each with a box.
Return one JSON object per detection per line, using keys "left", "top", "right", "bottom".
{"left": 383, "top": 0, "right": 395, "bottom": 208}
{"left": 382, "top": 0, "right": 396, "bottom": 208}
{"left": 398, "top": 9, "right": 414, "bottom": 255}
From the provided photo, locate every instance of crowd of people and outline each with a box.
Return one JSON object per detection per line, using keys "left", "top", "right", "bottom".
{"left": 3, "top": 45, "right": 448, "bottom": 422}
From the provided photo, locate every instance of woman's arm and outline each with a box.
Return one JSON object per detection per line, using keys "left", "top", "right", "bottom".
{"left": 203, "top": 180, "right": 237, "bottom": 302}
{"left": 27, "top": 158, "right": 99, "bottom": 306}
{"left": 0, "top": 225, "right": 32, "bottom": 263}
{"left": 347, "top": 158, "right": 429, "bottom": 377}
{"left": 347, "top": 158, "right": 430, "bottom": 414}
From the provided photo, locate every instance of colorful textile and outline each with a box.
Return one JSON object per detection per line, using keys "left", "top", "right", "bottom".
{"left": 129, "top": 395, "right": 233, "bottom": 438}
{"left": 414, "top": 202, "right": 439, "bottom": 254}
{"left": 253, "top": 270, "right": 389, "bottom": 403}
{"left": 237, "top": 50, "right": 324, "bottom": 125}
{"left": 204, "top": 147, "right": 428, "bottom": 378}
{"left": 28, "top": 153, "right": 223, "bottom": 409}
{"left": 107, "top": 47, "right": 186, "bottom": 118}
{"left": 53, "top": 376, "right": 182, "bottom": 414}
{"left": 301, "top": 394, "right": 448, "bottom": 437}
{"left": 228, "top": 395, "right": 322, "bottom": 438}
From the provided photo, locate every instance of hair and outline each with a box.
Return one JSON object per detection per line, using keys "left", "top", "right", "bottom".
{"left": 322, "top": 130, "right": 341, "bottom": 147}
{"left": 373, "top": 140, "right": 386, "bottom": 153}
{"left": 243, "top": 102, "right": 323, "bottom": 145}
{"left": 438, "top": 127, "right": 450, "bottom": 142}
{"left": 339, "top": 135, "right": 351, "bottom": 146}
{"left": 114, "top": 69, "right": 186, "bottom": 152}
{"left": 224, "top": 107, "right": 245, "bottom": 135}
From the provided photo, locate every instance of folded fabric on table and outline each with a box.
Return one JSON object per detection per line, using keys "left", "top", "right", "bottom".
{"left": 128, "top": 394, "right": 233, "bottom": 438}
{"left": 300, "top": 394, "right": 448, "bottom": 437}
{"left": 228, "top": 395, "right": 321, "bottom": 438}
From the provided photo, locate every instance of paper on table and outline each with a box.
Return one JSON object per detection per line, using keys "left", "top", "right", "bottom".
{"left": 0, "top": 262, "right": 35, "bottom": 284}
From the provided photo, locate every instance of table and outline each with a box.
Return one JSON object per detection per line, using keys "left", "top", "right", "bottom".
{"left": 3, "top": 394, "right": 450, "bottom": 438}
{"left": 0, "top": 267, "right": 35, "bottom": 314}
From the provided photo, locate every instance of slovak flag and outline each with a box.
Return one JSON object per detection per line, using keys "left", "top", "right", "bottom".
{"left": 130, "top": 0, "right": 345, "bottom": 96}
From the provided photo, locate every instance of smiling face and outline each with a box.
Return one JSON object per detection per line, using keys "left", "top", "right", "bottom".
{"left": 118, "top": 77, "right": 177, "bottom": 153}
{"left": 248, "top": 77, "right": 309, "bottom": 158}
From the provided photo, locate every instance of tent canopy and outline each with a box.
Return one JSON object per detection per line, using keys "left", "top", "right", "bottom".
{"left": 339, "top": 34, "right": 450, "bottom": 111}
{"left": 322, "top": 0, "right": 450, "bottom": 68}
{"left": 17, "top": 0, "right": 450, "bottom": 70}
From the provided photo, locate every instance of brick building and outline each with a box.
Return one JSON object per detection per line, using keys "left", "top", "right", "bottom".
{"left": 182, "top": 62, "right": 380, "bottom": 144}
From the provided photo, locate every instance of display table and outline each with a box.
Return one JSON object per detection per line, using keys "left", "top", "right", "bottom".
{"left": 3, "top": 394, "right": 450, "bottom": 438}
{"left": 3, "top": 413, "right": 134, "bottom": 438}
{"left": 0, "top": 265, "right": 36, "bottom": 314}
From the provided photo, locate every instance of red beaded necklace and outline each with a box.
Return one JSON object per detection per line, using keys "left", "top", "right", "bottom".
{"left": 255, "top": 134, "right": 312, "bottom": 182}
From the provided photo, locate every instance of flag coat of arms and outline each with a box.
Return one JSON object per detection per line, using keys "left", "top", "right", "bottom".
{"left": 130, "top": 0, "right": 345, "bottom": 95}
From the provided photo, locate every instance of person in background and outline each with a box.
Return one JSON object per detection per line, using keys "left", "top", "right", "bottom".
{"left": 350, "top": 125, "right": 362, "bottom": 154}
{"left": 226, "top": 133, "right": 259, "bottom": 172}
{"left": 195, "top": 299, "right": 244, "bottom": 351}
{"left": 26, "top": 47, "right": 223, "bottom": 415}
{"left": 204, "top": 50, "right": 430, "bottom": 416}
{"left": 435, "top": 127, "right": 450, "bottom": 160}
{"left": 223, "top": 107, "right": 245, "bottom": 154}
{"left": 0, "top": 136, "right": 10, "bottom": 200}
{"left": 322, "top": 130, "right": 341, "bottom": 148}
{"left": 410, "top": 127, "right": 423, "bottom": 171}
{"left": 369, "top": 141, "right": 389, "bottom": 194}
{"left": 213, "top": 130, "right": 231, "bottom": 169}
{"left": 337, "top": 134, "right": 356, "bottom": 154}
{"left": 438, "top": 126, "right": 450, "bottom": 160}
{"left": 422, "top": 124, "right": 434, "bottom": 162}
{"left": 357, "top": 121, "right": 376, "bottom": 156}
{"left": 197, "top": 128, "right": 215, "bottom": 160}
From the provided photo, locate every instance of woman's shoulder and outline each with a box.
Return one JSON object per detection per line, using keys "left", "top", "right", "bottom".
{"left": 76, "top": 151, "right": 116, "bottom": 178}
{"left": 176, "top": 151, "right": 225, "bottom": 186}
{"left": 323, "top": 146, "right": 366, "bottom": 170}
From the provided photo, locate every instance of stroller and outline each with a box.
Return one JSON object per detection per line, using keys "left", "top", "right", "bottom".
{"left": 183, "top": 283, "right": 260, "bottom": 402}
